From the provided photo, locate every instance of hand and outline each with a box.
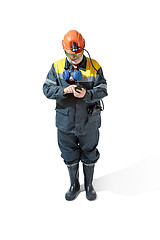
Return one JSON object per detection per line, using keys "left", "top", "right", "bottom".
{"left": 63, "top": 85, "right": 77, "bottom": 95}
{"left": 73, "top": 88, "right": 86, "bottom": 98}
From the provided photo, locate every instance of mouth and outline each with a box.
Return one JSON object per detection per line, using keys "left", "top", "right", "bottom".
{"left": 72, "top": 58, "right": 78, "bottom": 61}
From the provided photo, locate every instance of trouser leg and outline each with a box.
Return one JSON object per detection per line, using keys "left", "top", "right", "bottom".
{"left": 57, "top": 130, "right": 80, "bottom": 200}
{"left": 79, "top": 129, "right": 100, "bottom": 165}
{"left": 57, "top": 129, "right": 80, "bottom": 165}
{"left": 57, "top": 129, "right": 99, "bottom": 200}
{"left": 78, "top": 130, "right": 99, "bottom": 200}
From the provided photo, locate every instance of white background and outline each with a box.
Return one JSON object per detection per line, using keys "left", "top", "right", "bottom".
{"left": 0, "top": 0, "right": 160, "bottom": 239}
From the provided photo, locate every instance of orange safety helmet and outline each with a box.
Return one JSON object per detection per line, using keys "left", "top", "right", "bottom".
{"left": 62, "top": 30, "right": 85, "bottom": 54}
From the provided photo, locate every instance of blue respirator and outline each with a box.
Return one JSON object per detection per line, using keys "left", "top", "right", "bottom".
{"left": 63, "top": 69, "right": 82, "bottom": 82}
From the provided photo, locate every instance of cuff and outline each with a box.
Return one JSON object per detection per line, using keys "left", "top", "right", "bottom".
{"left": 83, "top": 90, "right": 92, "bottom": 102}
{"left": 59, "top": 87, "right": 68, "bottom": 100}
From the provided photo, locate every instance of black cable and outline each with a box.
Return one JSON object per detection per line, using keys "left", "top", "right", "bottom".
{"left": 71, "top": 43, "right": 106, "bottom": 111}
{"left": 78, "top": 46, "right": 106, "bottom": 81}
{"left": 78, "top": 46, "right": 106, "bottom": 111}
{"left": 79, "top": 47, "right": 98, "bottom": 72}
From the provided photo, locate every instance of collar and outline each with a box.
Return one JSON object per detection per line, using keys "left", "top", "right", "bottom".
{"left": 64, "top": 55, "right": 87, "bottom": 71}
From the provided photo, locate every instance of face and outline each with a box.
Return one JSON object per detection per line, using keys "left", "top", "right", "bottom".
{"left": 65, "top": 51, "right": 84, "bottom": 65}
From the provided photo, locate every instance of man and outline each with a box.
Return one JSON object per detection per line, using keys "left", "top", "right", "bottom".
{"left": 43, "top": 30, "right": 108, "bottom": 201}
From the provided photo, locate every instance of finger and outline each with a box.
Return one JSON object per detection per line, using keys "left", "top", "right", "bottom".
{"left": 73, "top": 88, "right": 77, "bottom": 94}
{"left": 81, "top": 88, "right": 85, "bottom": 93}
{"left": 68, "top": 88, "right": 72, "bottom": 93}
{"left": 71, "top": 86, "right": 76, "bottom": 92}
{"left": 74, "top": 92, "right": 81, "bottom": 98}
{"left": 70, "top": 88, "right": 73, "bottom": 93}
{"left": 73, "top": 91, "right": 78, "bottom": 97}
{"left": 75, "top": 89, "right": 81, "bottom": 93}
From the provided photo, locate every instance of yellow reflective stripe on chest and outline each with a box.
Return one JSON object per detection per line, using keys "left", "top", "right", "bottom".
{"left": 54, "top": 58, "right": 66, "bottom": 74}
{"left": 53, "top": 57, "right": 101, "bottom": 78}
{"left": 81, "top": 57, "right": 101, "bottom": 78}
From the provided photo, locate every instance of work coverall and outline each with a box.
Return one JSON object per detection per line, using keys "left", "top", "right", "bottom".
{"left": 43, "top": 55, "right": 108, "bottom": 165}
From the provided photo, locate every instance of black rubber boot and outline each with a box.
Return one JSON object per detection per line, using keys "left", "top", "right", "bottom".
{"left": 83, "top": 163, "right": 97, "bottom": 201}
{"left": 65, "top": 163, "right": 80, "bottom": 201}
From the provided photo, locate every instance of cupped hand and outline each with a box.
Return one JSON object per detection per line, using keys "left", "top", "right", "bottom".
{"left": 73, "top": 88, "right": 86, "bottom": 98}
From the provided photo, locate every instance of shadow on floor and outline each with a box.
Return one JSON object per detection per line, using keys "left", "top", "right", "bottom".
{"left": 92, "top": 157, "right": 160, "bottom": 196}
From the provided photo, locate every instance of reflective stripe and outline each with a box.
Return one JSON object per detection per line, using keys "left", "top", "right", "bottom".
{"left": 93, "top": 83, "right": 107, "bottom": 90}
{"left": 45, "top": 78, "right": 57, "bottom": 85}
{"left": 54, "top": 57, "right": 101, "bottom": 79}
{"left": 81, "top": 58, "right": 100, "bottom": 78}
{"left": 81, "top": 76, "right": 95, "bottom": 82}
{"left": 55, "top": 73, "right": 63, "bottom": 80}
{"left": 54, "top": 58, "right": 66, "bottom": 74}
